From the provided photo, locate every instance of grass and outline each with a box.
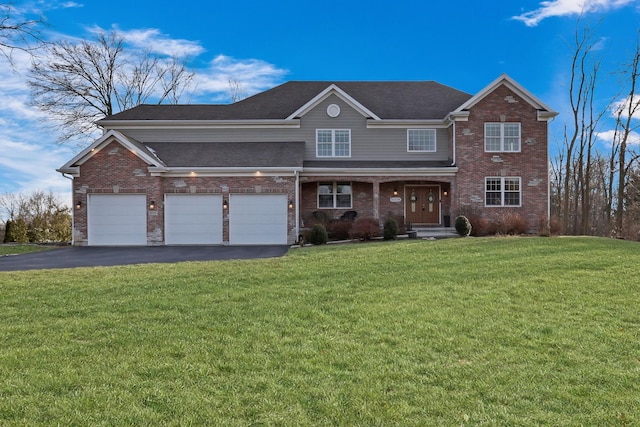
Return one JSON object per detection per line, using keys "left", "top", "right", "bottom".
{"left": 0, "top": 236, "right": 639, "bottom": 425}
{"left": 0, "top": 244, "right": 53, "bottom": 256}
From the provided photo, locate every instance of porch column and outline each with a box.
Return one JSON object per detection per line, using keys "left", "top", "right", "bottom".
{"left": 372, "top": 181, "right": 380, "bottom": 220}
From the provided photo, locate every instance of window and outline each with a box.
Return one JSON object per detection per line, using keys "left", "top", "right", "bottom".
{"left": 407, "top": 129, "right": 436, "bottom": 152}
{"left": 316, "top": 129, "right": 351, "bottom": 157}
{"left": 485, "top": 177, "right": 521, "bottom": 207}
{"left": 318, "top": 182, "right": 352, "bottom": 208}
{"left": 485, "top": 123, "right": 521, "bottom": 152}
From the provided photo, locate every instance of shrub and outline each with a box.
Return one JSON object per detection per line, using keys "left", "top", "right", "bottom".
{"left": 492, "top": 213, "right": 529, "bottom": 235}
{"left": 383, "top": 217, "right": 399, "bottom": 240}
{"left": 464, "top": 212, "right": 490, "bottom": 237}
{"left": 326, "top": 221, "right": 352, "bottom": 241}
{"left": 4, "top": 218, "right": 28, "bottom": 243}
{"left": 349, "top": 217, "right": 380, "bottom": 241}
{"left": 307, "top": 224, "right": 328, "bottom": 245}
{"left": 455, "top": 215, "right": 472, "bottom": 237}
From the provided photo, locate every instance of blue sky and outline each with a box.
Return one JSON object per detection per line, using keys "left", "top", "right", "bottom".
{"left": 1, "top": 0, "right": 639, "bottom": 212}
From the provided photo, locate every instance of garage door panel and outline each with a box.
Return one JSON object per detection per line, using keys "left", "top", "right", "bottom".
{"left": 88, "top": 194, "right": 147, "bottom": 246}
{"left": 229, "top": 194, "right": 287, "bottom": 245}
{"left": 165, "top": 194, "right": 223, "bottom": 245}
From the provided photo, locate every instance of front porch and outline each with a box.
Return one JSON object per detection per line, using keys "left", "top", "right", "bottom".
{"left": 298, "top": 177, "right": 456, "bottom": 231}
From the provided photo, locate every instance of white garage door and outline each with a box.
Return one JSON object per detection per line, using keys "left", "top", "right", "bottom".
{"left": 229, "top": 194, "right": 288, "bottom": 245}
{"left": 88, "top": 194, "right": 147, "bottom": 246}
{"left": 165, "top": 194, "right": 223, "bottom": 245}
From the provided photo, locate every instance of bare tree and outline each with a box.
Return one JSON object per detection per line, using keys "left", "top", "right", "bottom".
{"left": 613, "top": 31, "right": 640, "bottom": 233}
{"left": 0, "top": 2, "right": 44, "bottom": 64}
{"left": 28, "top": 29, "right": 194, "bottom": 143}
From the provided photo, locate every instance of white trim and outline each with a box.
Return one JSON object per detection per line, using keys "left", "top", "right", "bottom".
{"left": 57, "top": 130, "right": 164, "bottom": 176}
{"left": 407, "top": 129, "right": 437, "bottom": 152}
{"left": 286, "top": 84, "right": 381, "bottom": 120}
{"left": 98, "top": 119, "right": 300, "bottom": 130}
{"left": 451, "top": 74, "right": 558, "bottom": 122}
{"left": 485, "top": 176, "right": 522, "bottom": 207}
{"left": 149, "top": 166, "right": 303, "bottom": 177}
{"left": 316, "top": 129, "right": 351, "bottom": 158}
{"left": 484, "top": 122, "right": 521, "bottom": 153}
{"left": 367, "top": 119, "right": 448, "bottom": 128}
{"left": 302, "top": 167, "right": 458, "bottom": 177}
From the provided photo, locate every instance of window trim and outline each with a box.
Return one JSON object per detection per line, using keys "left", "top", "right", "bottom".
{"left": 316, "top": 129, "right": 351, "bottom": 158}
{"left": 484, "top": 122, "right": 521, "bottom": 153}
{"left": 407, "top": 129, "right": 437, "bottom": 152}
{"left": 485, "top": 176, "right": 522, "bottom": 207}
{"left": 317, "top": 181, "right": 353, "bottom": 209}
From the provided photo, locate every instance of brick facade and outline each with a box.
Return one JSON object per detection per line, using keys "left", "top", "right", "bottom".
{"left": 454, "top": 85, "right": 549, "bottom": 231}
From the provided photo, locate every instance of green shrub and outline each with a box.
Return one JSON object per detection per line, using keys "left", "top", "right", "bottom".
{"left": 308, "top": 224, "right": 328, "bottom": 245}
{"left": 383, "top": 217, "right": 399, "bottom": 240}
{"left": 455, "top": 215, "right": 472, "bottom": 237}
{"left": 4, "top": 218, "right": 29, "bottom": 243}
{"left": 349, "top": 218, "right": 380, "bottom": 241}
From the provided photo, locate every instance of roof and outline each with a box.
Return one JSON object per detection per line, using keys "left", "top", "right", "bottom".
{"left": 100, "top": 81, "right": 474, "bottom": 122}
{"left": 147, "top": 141, "right": 305, "bottom": 168}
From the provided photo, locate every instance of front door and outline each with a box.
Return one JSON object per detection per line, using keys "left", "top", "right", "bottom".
{"left": 405, "top": 186, "right": 440, "bottom": 225}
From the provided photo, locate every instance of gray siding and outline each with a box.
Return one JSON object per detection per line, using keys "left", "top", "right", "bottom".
{"left": 116, "top": 93, "right": 452, "bottom": 163}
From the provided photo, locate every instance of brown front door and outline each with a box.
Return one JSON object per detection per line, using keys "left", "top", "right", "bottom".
{"left": 405, "top": 186, "right": 440, "bottom": 225}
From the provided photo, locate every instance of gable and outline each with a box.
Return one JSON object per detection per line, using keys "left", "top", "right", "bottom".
{"left": 450, "top": 74, "right": 558, "bottom": 122}
{"left": 57, "top": 130, "right": 164, "bottom": 177}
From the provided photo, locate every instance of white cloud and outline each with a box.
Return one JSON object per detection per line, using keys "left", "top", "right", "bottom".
{"left": 610, "top": 95, "right": 640, "bottom": 120}
{"left": 101, "top": 27, "right": 206, "bottom": 58}
{"left": 595, "top": 129, "right": 640, "bottom": 145}
{"left": 192, "top": 54, "right": 288, "bottom": 102}
{"left": 513, "top": 0, "right": 637, "bottom": 26}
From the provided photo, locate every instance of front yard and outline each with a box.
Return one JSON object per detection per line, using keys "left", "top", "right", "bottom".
{"left": 0, "top": 237, "right": 638, "bottom": 425}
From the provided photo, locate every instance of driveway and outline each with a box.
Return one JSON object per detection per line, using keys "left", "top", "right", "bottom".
{"left": 0, "top": 245, "right": 290, "bottom": 271}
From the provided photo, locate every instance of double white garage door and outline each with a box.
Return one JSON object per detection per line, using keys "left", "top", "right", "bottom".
{"left": 87, "top": 194, "right": 288, "bottom": 246}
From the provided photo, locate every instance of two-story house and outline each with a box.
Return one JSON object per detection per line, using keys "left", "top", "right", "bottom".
{"left": 57, "top": 74, "right": 557, "bottom": 246}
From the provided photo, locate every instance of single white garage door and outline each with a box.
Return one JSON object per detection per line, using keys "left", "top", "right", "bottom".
{"left": 88, "top": 194, "right": 147, "bottom": 246}
{"left": 229, "top": 194, "right": 288, "bottom": 245}
{"left": 165, "top": 194, "right": 223, "bottom": 245}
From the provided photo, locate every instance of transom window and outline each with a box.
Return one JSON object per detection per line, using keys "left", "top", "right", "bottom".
{"left": 318, "top": 182, "right": 352, "bottom": 208}
{"left": 485, "top": 177, "right": 521, "bottom": 207}
{"left": 485, "top": 123, "right": 521, "bottom": 152}
{"left": 316, "top": 129, "right": 351, "bottom": 157}
{"left": 407, "top": 129, "right": 436, "bottom": 152}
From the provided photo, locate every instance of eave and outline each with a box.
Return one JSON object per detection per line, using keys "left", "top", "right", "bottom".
{"left": 148, "top": 166, "right": 303, "bottom": 177}
{"left": 98, "top": 119, "right": 301, "bottom": 130}
{"left": 366, "top": 119, "right": 450, "bottom": 129}
{"left": 301, "top": 167, "right": 458, "bottom": 177}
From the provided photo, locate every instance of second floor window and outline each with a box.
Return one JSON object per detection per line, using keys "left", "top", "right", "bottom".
{"left": 317, "top": 129, "right": 351, "bottom": 157}
{"left": 485, "top": 123, "right": 521, "bottom": 152}
{"left": 407, "top": 129, "right": 436, "bottom": 152}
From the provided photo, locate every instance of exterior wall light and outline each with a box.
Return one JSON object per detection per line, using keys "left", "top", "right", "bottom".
{"left": 393, "top": 188, "right": 398, "bottom": 196}
{"left": 223, "top": 199, "right": 228, "bottom": 209}
{"left": 75, "top": 200, "right": 82, "bottom": 209}
{"left": 443, "top": 191, "right": 448, "bottom": 197}
{"left": 149, "top": 200, "right": 156, "bottom": 210}
{"left": 288, "top": 200, "right": 294, "bottom": 209}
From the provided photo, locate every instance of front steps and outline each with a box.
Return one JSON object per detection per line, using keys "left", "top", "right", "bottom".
{"left": 411, "top": 226, "right": 458, "bottom": 239}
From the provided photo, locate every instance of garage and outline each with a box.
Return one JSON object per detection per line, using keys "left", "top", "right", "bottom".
{"left": 229, "top": 194, "right": 288, "bottom": 245}
{"left": 165, "top": 194, "right": 223, "bottom": 245}
{"left": 88, "top": 194, "right": 147, "bottom": 246}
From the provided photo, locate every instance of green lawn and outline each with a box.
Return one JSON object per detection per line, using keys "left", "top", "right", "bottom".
{"left": 0, "top": 244, "right": 53, "bottom": 256}
{"left": 1, "top": 237, "right": 638, "bottom": 425}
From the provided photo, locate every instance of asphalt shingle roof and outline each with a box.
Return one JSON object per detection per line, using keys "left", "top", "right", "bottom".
{"left": 146, "top": 141, "right": 305, "bottom": 168}
{"left": 101, "top": 81, "right": 473, "bottom": 122}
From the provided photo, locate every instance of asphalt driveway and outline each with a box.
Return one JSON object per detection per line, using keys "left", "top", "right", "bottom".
{"left": 0, "top": 245, "right": 290, "bottom": 271}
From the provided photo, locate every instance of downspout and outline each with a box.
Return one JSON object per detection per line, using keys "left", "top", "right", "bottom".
{"left": 294, "top": 169, "right": 300, "bottom": 242}
{"left": 62, "top": 173, "right": 75, "bottom": 245}
{"left": 451, "top": 120, "right": 456, "bottom": 166}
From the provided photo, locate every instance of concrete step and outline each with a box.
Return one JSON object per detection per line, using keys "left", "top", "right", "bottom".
{"left": 412, "top": 227, "right": 458, "bottom": 239}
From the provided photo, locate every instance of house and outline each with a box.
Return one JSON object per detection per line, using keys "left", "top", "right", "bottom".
{"left": 57, "top": 74, "right": 557, "bottom": 246}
